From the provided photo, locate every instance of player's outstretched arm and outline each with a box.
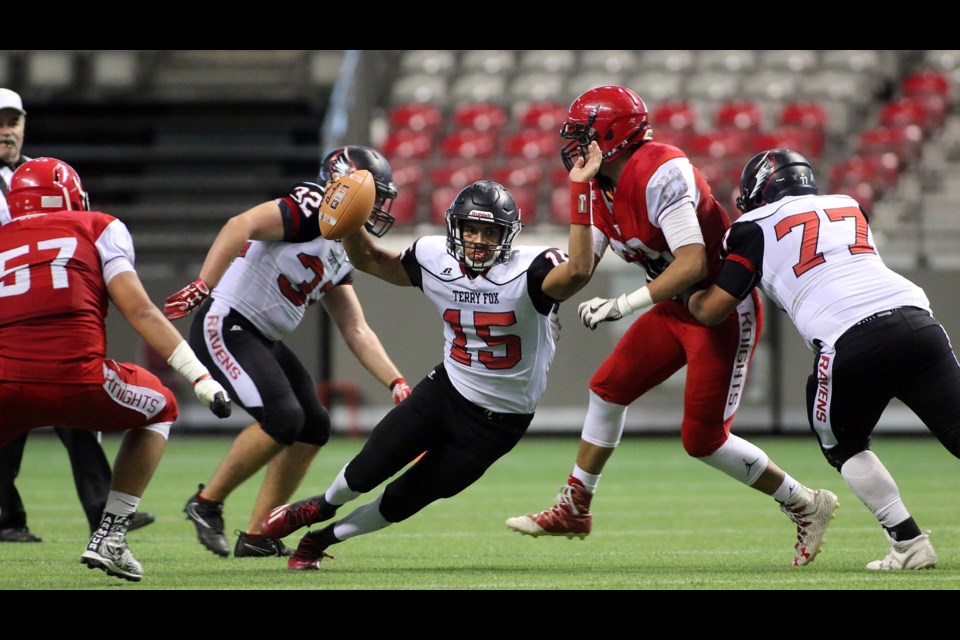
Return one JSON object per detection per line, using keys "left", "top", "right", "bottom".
{"left": 340, "top": 225, "right": 412, "bottom": 286}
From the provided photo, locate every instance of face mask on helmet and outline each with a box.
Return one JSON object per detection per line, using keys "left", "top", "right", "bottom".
{"left": 560, "top": 85, "right": 653, "bottom": 172}
{"left": 319, "top": 145, "right": 398, "bottom": 237}
{"left": 736, "top": 148, "right": 818, "bottom": 214}
{"left": 445, "top": 180, "right": 522, "bottom": 270}
{"left": 7, "top": 156, "right": 90, "bottom": 217}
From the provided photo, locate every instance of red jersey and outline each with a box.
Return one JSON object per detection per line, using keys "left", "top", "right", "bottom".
{"left": 0, "top": 210, "right": 136, "bottom": 383}
{"left": 590, "top": 141, "right": 731, "bottom": 284}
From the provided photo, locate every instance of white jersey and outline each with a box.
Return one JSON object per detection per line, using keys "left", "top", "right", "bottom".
{"left": 401, "top": 236, "right": 566, "bottom": 415}
{"left": 718, "top": 193, "right": 930, "bottom": 349}
{"left": 213, "top": 236, "right": 352, "bottom": 341}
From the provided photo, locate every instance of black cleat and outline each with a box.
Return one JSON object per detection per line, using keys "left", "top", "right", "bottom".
{"left": 184, "top": 484, "right": 230, "bottom": 557}
{"left": 233, "top": 530, "right": 295, "bottom": 558}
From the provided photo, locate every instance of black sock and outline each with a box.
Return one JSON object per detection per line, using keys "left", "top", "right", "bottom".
{"left": 885, "top": 517, "right": 922, "bottom": 542}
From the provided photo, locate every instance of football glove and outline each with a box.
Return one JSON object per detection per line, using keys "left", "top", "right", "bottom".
{"left": 578, "top": 294, "right": 631, "bottom": 330}
{"left": 193, "top": 374, "right": 232, "bottom": 418}
{"left": 391, "top": 377, "right": 411, "bottom": 405}
{"left": 164, "top": 278, "right": 211, "bottom": 320}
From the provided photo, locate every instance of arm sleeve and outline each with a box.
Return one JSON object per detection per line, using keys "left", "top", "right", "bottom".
{"left": 97, "top": 218, "right": 137, "bottom": 284}
{"left": 713, "top": 221, "right": 764, "bottom": 300}
{"left": 659, "top": 201, "right": 704, "bottom": 251}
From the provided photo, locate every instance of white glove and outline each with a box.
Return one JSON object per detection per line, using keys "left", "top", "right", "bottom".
{"left": 578, "top": 294, "right": 632, "bottom": 330}
{"left": 549, "top": 305, "right": 561, "bottom": 342}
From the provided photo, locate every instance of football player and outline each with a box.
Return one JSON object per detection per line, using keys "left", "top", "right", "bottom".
{"left": 165, "top": 145, "right": 411, "bottom": 559}
{"left": 506, "top": 86, "right": 837, "bottom": 568}
{"left": 260, "top": 177, "right": 596, "bottom": 570}
{"left": 686, "top": 148, "right": 959, "bottom": 570}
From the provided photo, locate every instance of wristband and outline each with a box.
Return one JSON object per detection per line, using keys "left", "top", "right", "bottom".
{"left": 390, "top": 377, "right": 407, "bottom": 391}
{"left": 167, "top": 341, "right": 212, "bottom": 386}
{"left": 622, "top": 286, "right": 654, "bottom": 314}
{"left": 570, "top": 181, "right": 592, "bottom": 226}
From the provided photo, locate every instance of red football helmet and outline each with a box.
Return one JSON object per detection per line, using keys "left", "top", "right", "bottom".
{"left": 8, "top": 157, "right": 89, "bottom": 217}
{"left": 560, "top": 85, "right": 653, "bottom": 171}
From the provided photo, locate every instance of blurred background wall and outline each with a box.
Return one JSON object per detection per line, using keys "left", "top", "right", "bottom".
{"left": 7, "top": 49, "right": 960, "bottom": 434}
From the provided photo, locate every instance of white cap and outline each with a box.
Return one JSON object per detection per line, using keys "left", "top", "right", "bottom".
{"left": 0, "top": 88, "right": 26, "bottom": 115}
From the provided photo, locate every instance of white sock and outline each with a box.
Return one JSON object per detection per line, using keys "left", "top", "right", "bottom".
{"left": 104, "top": 491, "right": 139, "bottom": 517}
{"left": 325, "top": 462, "right": 362, "bottom": 506}
{"left": 332, "top": 493, "right": 391, "bottom": 541}
{"left": 572, "top": 465, "right": 601, "bottom": 493}
{"left": 773, "top": 475, "right": 813, "bottom": 505}
{"left": 841, "top": 450, "right": 911, "bottom": 528}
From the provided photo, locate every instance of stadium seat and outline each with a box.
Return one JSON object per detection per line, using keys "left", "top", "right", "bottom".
{"left": 517, "top": 101, "right": 568, "bottom": 132}
{"left": 451, "top": 102, "right": 508, "bottom": 135}
{"left": 511, "top": 185, "right": 538, "bottom": 226}
{"left": 389, "top": 73, "right": 448, "bottom": 107}
{"left": 503, "top": 129, "right": 559, "bottom": 161}
{"left": 460, "top": 50, "right": 517, "bottom": 75}
{"left": 779, "top": 101, "right": 828, "bottom": 159}
{"left": 580, "top": 50, "right": 638, "bottom": 74}
{"left": 389, "top": 103, "right": 443, "bottom": 137}
{"left": 439, "top": 129, "right": 497, "bottom": 160}
{"left": 858, "top": 126, "right": 924, "bottom": 165}
{"left": 651, "top": 100, "right": 698, "bottom": 133}
{"left": 431, "top": 185, "right": 465, "bottom": 225}
{"left": 879, "top": 98, "right": 937, "bottom": 136}
{"left": 565, "top": 71, "right": 625, "bottom": 104}
{"left": 519, "top": 50, "right": 576, "bottom": 74}
{"left": 697, "top": 50, "right": 757, "bottom": 73}
{"left": 429, "top": 160, "right": 486, "bottom": 189}
{"left": 382, "top": 129, "right": 433, "bottom": 160}
{"left": 388, "top": 161, "right": 424, "bottom": 226}
{"left": 758, "top": 50, "right": 820, "bottom": 73}
{"left": 449, "top": 72, "right": 507, "bottom": 106}
{"left": 636, "top": 50, "right": 696, "bottom": 74}
{"left": 491, "top": 160, "right": 546, "bottom": 189}
{"left": 508, "top": 72, "right": 566, "bottom": 106}
{"left": 399, "top": 50, "right": 456, "bottom": 76}
{"left": 714, "top": 99, "right": 764, "bottom": 132}
{"left": 624, "top": 71, "right": 684, "bottom": 106}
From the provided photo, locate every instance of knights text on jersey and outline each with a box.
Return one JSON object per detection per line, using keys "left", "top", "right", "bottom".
{"left": 0, "top": 210, "right": 136, "bottom": 382}
{"left": 717, "top": 193, "right": 930, "bottom": 348}
{"left": 212, "top": 235, "right": 353, "bottom": 341}
{"left": 400, "top": 236, "right": 566, "bottom": 415}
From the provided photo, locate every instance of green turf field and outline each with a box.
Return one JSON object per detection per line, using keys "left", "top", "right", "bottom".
{"left": 1, "top": 432, "right": 957, "bottom": 590}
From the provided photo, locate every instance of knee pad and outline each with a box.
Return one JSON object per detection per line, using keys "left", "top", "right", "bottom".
{"left": 580, "top": 390, "right": 627, "bottom": 448}
{"left": 296, "top": 404, "right": 331, "bottom": 446}
{"left": 143, "top": 421, "right": 171, "bottom": 440}
{"left": 820, "top": 440, "right": 868, "bottom": 471}
{"left": 251, "top": 401, "right": 305, "bottom": 446}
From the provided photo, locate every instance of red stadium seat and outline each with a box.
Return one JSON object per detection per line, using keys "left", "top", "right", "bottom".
{"left": 388, "top": 103, "right": 443, "bottom": 137}
{"left": 429, "top": 160, "right": 486, "bottom": 188}
{"left": 431, "top": 185, "right": 463, "bottom": 225}
{"left": 714, "top": 99, "right": 764, "bottom": 132}
{"left": 439, "top": 129, "right": 498, "bottom": 160}
{"left": 491, "top": 159, "right": 545, "bottom": 189}
{"left": 385, "top": 161, "right": 424, "bottom": 226}
{"left": 858, "top": 126, "right": 923, "bottom": 165}
{"left": 651, "top": 100, "right": 698, "bottom": 133}
{"left": 779, "top": 101, "right": 828, "bottom": 159}
{"left": 881, "top": 97, "right": 944, "bottom": 135}
{"left": 503, "top": 129, "right": 558, "bottom": 161}
{"left": 510, "top": 185, "right": 538, "bottom": 226}
{"left": 518, "top": 101, "right": 568, "bottom": 132}
{"left": 451, "top": 102, "right": 508, "bottom": 135}
{"left": 751, "top": 128, "right": 807, "bottom": 155}
{"left": 902, "top": 70, "right": 951, "bottom": 101}
{"left": 382, "top": 129, "right": 433, "bottom": 160}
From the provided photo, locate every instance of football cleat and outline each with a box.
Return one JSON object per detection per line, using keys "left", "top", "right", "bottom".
{"left": 505, "top": 475, "right": 593, "bottom": 539}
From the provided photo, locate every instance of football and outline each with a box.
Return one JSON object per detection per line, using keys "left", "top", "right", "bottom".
{"left": 318, "top": 169, "right": 376, "bottom": 240}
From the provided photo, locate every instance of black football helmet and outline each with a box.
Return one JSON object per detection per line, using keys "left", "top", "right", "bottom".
{"left": 737, "top": 148, "right": 818, "bottom": 214}
{"left": 319, "top": 145, "right": 398, "bottom": 237}
{"left": 445, "top": 180, "right": 522, "bottom": 270}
